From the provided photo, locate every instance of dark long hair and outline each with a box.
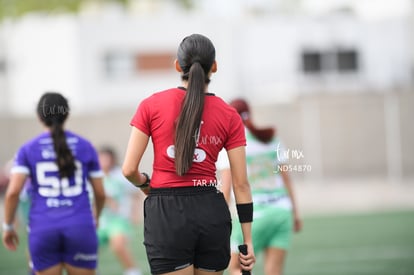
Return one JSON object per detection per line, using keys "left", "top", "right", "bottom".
{"left": 37, "top": 92, "right": 76, "bottom": 178}
{"left": 229, "top": 98, "right": 275, "bottom": 143}
{"left": 174, "top": 34, "right": 216, "bottom": 176}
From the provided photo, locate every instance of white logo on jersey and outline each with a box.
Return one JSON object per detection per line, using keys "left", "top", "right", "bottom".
{"left": 74, "top": 253, "right": 97, "bottom": 261}
{"left": 46, "top": 198, "right": 73, "bottom": 207}
{"left": 166, "top": 145, "right": 206, "bottom": 162}
{"left": 41, "top": 149, "right": 55, "bottom": 159}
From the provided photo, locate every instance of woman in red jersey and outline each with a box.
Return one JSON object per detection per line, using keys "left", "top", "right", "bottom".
{"left": 122, "top": 34, "right": 255, "bottom": 275}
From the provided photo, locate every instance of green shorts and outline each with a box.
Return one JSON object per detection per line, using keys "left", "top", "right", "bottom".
{"left": 97, "top": 215, "right": 133, "bottom": 246}
{"left": 231, "top": 205, "right": 293, "bottom": 253}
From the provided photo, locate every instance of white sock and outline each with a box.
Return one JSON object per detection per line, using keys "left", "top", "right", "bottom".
{"left": 124, "top": 268, "right": 142, "bottom": 275}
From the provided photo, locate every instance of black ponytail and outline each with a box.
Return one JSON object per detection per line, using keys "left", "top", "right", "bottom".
{"left": 37, "top": 92, "right": 76, "bottom": 178}
{"left": 174, "top": 34, "right": 216, "bottom": 176}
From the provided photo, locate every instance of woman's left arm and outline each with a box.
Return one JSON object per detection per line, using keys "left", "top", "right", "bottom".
{"left": 122, "top": 127, "right": 150, "bottom": 194}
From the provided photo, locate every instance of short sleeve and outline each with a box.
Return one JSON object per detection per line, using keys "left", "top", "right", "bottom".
{"left": 216, "top": 149, "right": 230, "bottom": 170}
{"left": 11, "top": 146, "right": 30, "bottom": 175}
{"left": 130, "top": 98, "right": 152, "bottom": 136}
{"left": 224, "top": 111, "right": 246, "bottom": 151}
{"left": 87, "top": 145, "right": 104, "bottom": 179}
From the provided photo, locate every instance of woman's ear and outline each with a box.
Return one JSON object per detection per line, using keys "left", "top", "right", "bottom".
{"left": 211, "top": 60, "right": 217, "bottom": 73}
{"left": 174, "top": 59, "right": 182, "bottom": 72}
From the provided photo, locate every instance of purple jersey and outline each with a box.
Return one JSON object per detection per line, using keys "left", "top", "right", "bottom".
{"left": 11, "top": 130, "right": 103, "bottom": 232}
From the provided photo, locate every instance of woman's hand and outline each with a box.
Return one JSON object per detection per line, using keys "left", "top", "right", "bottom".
{"left": 2, "top": 230, "right": 19, "bottom": 251}
{"left": 293, "top": 212, "right": 303, "bottom": 232}
{"left": 140, "top": 186, "right": 151, "bottom": 196}
{"left": 238, "top": 243, "right": 255, "bottom": 272}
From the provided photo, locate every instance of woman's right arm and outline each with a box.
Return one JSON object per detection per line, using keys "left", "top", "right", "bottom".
{"left": 122, "top": 127, "right": 150, "bottom": 194}
{"left": 2, "top": 173, "right": 27, "bottom": 251}
{"left": 227, "top": 146, "right": 255, "bottom": 271}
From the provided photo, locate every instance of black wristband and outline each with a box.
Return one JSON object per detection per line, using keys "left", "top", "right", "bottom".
{"left": 236, "top": 202, "right": 253, "bottom": 223}
{"left": 135, "top": 172, "right": 150, "bottom": 188}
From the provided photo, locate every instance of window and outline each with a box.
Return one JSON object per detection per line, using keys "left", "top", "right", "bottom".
{"left": 103, "top": 51, "right": 175, "bottom": 78}
{"left": 301, "top": 48, "right": 359, "bottom": 74}
{"left": 104, "top": 52, "right": 135, "bottom": 78}
{"left": 337, "top": 50, "right": 358, "bottom": 71}
{"left": 302, "top": 52, "right": 321, "bottom": 73}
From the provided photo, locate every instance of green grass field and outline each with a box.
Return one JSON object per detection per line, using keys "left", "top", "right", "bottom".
{"left": 1, "top": 210, "right": 413, "bottom": 275}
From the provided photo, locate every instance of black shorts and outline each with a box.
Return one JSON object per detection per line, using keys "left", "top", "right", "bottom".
{"left": 143, "top": 186, "right": 232, "bottom": 274}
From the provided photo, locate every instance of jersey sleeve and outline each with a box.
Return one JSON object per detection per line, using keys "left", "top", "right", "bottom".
{"left": 86, "top": 145, "right": 104, "bottom": 179}
{"left": 224, "top": 111, "right": 246, "bottom": 151}
{"left": 130, "top": 97, "right": 152, "bottom": 136}
{"left": 216, "top": 149, "right": 230, "bottom": 171}
{"left": 10, "top": 146, "right": 30, "bottom": 175}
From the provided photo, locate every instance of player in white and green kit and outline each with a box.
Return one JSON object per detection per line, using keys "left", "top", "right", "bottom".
{"left": 217, "top": 99, "right": 302, "bottom": 275}
{"left": 97, "top": 146, "right": 142, "bottom": 275}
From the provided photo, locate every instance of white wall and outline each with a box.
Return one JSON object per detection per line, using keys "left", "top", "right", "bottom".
{"left": 0, "top": 11, "right": 412, "bottom": 116}
{"left": 0, "top": 22, "right": 12, "bottom": 115}
{"left": 75, "top": 12, "right": 234, "bottom": 113}
{"left": 5, "top": 15, "right": 80, "bottom": 115}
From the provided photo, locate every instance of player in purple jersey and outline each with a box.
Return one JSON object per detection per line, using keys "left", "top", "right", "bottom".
{"left": 2, "top": 92, "right": 106, "bottom": 275}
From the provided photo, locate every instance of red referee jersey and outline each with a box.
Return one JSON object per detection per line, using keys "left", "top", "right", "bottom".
{"left": 130, "top": 87, "right": 246, "bottom": 188}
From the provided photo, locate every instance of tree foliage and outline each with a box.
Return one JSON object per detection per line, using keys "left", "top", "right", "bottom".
{"left": 0, "top": 0, "right": 128, "bottom": 20}
{"left": 0, "top": 0, "right": 194, "bottom": 20}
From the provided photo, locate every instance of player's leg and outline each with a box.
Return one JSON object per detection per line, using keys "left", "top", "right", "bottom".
{"left": 156, "top": 265, "right": 194, "bottom": 275}
{"left": 227, "top": 252, "right": 242, "bottom": 275}
{"left": 264, "top": 247, "right": 286, "bottom": 275}
{"left": 35, "top": 264, "right": 63, "bottom": 275}
{"left": 194, "top": 268, "right": 224, "bottom": 275}
{"left": 264, "top": 208, "right": 293, "bottom": 275}
{"left": 63, "top": 264, "right": 96, "bottom": 275}
{"left": 109, "top": 233, "right": 140, "bottom": 274}
{"left": 107, "top": 218, "right": 141, "bottom": 275}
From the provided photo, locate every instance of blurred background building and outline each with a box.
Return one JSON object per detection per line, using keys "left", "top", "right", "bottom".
{"left": 0, "top": 0, "right": 413, "bottom": 187}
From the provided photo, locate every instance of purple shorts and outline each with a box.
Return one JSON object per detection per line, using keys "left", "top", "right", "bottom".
{"left": 29, "top": 224, "right": 98, "bottom": 272}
